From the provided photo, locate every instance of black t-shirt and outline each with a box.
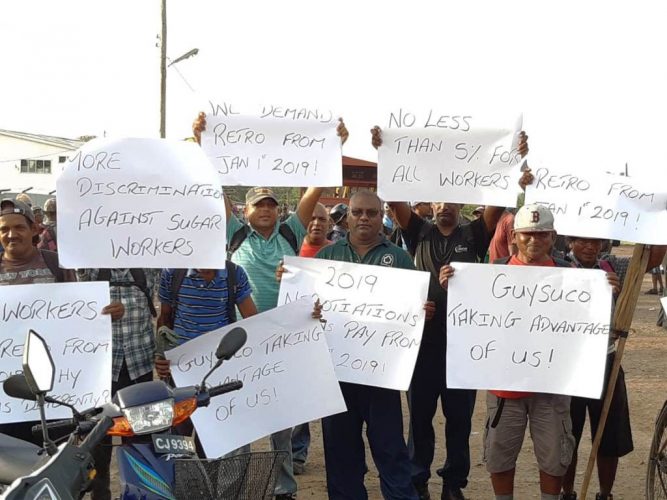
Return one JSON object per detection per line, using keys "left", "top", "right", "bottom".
{"left": 402, "top": 212, "right": 490, "bottom": 345}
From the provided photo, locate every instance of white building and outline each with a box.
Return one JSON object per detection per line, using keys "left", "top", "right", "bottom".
{"left": 0, "top": 129, "right": 84, "bottom": 205}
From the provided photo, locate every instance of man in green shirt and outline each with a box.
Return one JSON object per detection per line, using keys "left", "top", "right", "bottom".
{"left": 316, "top": 190, "right": 433, "bottom": 500}
{"left": 193, "top": 112, "right": 349, "bottom": 500}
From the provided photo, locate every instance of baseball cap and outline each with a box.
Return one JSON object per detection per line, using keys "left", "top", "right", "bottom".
{"left": 513, "top": 203, "right": 555, "bottom": 233}
{"left": 245, "top": 187, "right": 279, "bottom": 206}
{"left": 0, "top": 198, "right": 35, "bottom": 223}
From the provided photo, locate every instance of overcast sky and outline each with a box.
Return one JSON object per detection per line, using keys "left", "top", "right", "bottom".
{"left": 2, "top": 0, "right": 666, "bottom": 178}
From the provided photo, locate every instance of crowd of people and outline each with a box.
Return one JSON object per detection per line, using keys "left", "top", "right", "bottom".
{"left": 0, "top": 116, "right": 665, "bottom": 500}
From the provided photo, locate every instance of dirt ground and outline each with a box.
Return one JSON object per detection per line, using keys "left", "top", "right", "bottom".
{"left": 112, "top": 245, "right": 667, "bottom": 499}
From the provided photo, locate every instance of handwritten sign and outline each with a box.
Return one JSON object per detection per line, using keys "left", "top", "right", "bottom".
{"left": 201, "top": 113, "right": 342, "bottom": 187}
{"left": 377, "top": 111, "right": 523, "bottom": 206}
{"left": 525, "top": 166, "right": 667, "bottom": 244}
{"left": 446, "top": 263, "right": 612, "bottom": 398}
{"left": 278, "top": 256, "right": 429, "bottom": 390}
{"left": 56, "top": 138, "right": 227, "bottom": 268}
{"left": 0, "top": 282, "right": 112, "bottom": 423}
{"left": 166, "top": 299, "right": 345, "bottom": 458}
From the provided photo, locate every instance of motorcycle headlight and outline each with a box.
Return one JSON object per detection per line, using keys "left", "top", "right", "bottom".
{"left": 122, "top": 399, "right": 174, "bottom": 434}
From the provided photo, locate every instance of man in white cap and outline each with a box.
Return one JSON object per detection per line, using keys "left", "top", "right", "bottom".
{"left": 439, "top": 204, "right": 619, "bottom": 500}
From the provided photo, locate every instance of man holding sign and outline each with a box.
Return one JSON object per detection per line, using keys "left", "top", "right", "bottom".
{"left": 439, "top": 204, "right": 619, "bottom": 500}
{"left": 0, "top": 199, "right": 122, "bottom": 444}
{"left": 371, "top": 127, "right": 528, "bottom": 500}
{"left": 194, "top": 113, "right": 348, "bottom": 499}
{"left": 313, "top": 190, "right": 433, "bottom": 500}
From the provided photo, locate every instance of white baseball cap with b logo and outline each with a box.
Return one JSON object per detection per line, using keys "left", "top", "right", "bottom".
{"left": 513, "top": 203, "right": 555, "bottom": 233}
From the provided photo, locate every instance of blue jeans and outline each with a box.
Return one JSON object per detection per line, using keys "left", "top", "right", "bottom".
{"left": 291, "top": 423, "right": 310, "bottom": 465}
{"left": 271, "top": 428, "right": 297, "bottom": 495}
{"left": 322, "top": 382, "right": 418, "bottom": 500}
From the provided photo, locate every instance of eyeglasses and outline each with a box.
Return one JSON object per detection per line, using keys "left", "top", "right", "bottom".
{"left": 350, "top": 208, "right": 380, "bottom": 218}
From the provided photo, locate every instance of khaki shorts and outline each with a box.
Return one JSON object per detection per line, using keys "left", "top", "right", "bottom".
{"left": 483, "top": 392, "right": 575, "bottom": 476}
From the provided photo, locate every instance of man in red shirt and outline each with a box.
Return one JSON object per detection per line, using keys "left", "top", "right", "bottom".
{"left": 299, "top": 203, "right": 332, "bottom": 258}
{"left": 439, "top": 204, "right": 619, "bottom": 500}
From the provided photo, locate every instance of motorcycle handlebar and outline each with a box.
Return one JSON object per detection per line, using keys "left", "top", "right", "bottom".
{"left": 31, "top": 418, "right": 77, "bottom": 438}
{"left": 79, "top": 416, "right": 114, "bottom": 454}
{"left": 208, "top": 380, "right": 243, "bottom": 398}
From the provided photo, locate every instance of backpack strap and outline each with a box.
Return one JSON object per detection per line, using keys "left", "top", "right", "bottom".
{"left": 278, "top": 223, "right": 299, "bottom": 255}
{"left": 226, "top": 261, "right": 237, "bottom": 323}
{"left": 227, "top": 223, "right": 299, "bottom": 259}
{"left": 38, "top": 249, "right": 65, "bottom": 282}
{"left": 96, "top": 269, "right": 157, "bottom": 317}
{"left": 227, "top": 226, "right": 251, "bottom": 260}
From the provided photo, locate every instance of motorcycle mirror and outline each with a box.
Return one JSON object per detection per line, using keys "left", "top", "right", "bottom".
{"left": 215, "top": 327, "right": 247, "bottom": 360}
{"left": 3, "top": 374, "right": 37, "bottom": 401}
{"left": 22, "top": 330, "right": 55, "bottom": 394}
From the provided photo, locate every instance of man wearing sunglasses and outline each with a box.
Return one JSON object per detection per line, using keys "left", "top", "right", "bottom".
{"left": 314, "top": 190, "right": 435, "bottom": 500}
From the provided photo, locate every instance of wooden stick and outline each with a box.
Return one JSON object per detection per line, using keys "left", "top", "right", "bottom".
{"left": 580, "top": 244, "right": 650, "bottom": 498}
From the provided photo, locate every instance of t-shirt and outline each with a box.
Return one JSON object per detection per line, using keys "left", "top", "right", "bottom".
{"left": 490, "top": 255, "right": 556, "bottom": 399}
{"left": 0, "top": 250, "right": 75, "bottom": 285}
{"left": 401, "top": 212, "right": 489, "bottom": 345}
{"left": 300, "top": 239, "right": 331, "bottom": 258}
{"left": 488, "top": 211, "right": 514, "bottom": 263}
{"left": 227, "top": 213, "right": 307, "bottom": 313}
{"left": 159, "top": 267, "right": 253, "bottom": 343}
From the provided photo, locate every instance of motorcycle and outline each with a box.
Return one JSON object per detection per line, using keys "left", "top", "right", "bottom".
{"left": 1, "top": 326, "right": 284, "bottom": 499}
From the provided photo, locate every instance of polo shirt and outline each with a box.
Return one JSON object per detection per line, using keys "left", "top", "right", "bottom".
{"left": 315, "top": 234, "right": 415, "bottom": 271}
{"left": 159, "top": 266, "right": 252, "bottom": 343}
{"left": 227, "top": 213, "right": 307, "bottom": 312}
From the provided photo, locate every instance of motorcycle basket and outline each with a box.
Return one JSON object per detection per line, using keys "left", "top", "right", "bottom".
{"left": 173, "top": 451, "right": 287, "bottom": 500}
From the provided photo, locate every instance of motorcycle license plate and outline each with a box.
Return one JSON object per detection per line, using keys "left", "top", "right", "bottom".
{"left": 152, "top": 434, "right": 196, "bottom": 455}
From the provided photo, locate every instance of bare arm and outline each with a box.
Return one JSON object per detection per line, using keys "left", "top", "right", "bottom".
{"left": 482, "top": 206, "right": 505, "bottom": 235}
{"left": 387, "top": 202, "right": 413, "bottom": 230}
{"left": 237, "top": 296, "right": 258, "bottom": 319}
{"left": 647, "top": 245, "right": 667, "bottom": 272}
{"left": 296, "top": 187, "right": 324, "bottom": 227}
{"left": 157, "top": 303, "right": 173, "bottom": 330}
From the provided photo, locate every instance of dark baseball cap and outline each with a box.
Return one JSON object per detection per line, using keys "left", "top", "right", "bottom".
{"left": 245, "top": 187, "right": 279, "bottom": 206}
{"left": 0, "top": 198, "right": 35, "bottom": 223}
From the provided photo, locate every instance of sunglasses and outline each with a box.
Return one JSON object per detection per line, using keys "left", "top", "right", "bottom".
{"left": 350, "top": 208, "right": 380, "bottom": 218}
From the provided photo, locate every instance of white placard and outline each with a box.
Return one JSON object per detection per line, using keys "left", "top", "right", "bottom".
{"left": 661, "top": 297, "right": 667, "bottom": 314}
{"left": 56, "top": 138, "right": 227, "bottom": 268}
{"left": 278, "top": 256, "right": 430, "bottom": 390}
{"left": 377, "top": 112, "right": 523, "bottom": 206}
{"left": 446, "top": 263, "right": 612, "bottom": 398}
{"left": 166, "top": 299, "right": 345, "bottom": 458}
{"left": 201, "top": 114, "right": 342, "bottom": 187}
{"left": 525, "top": 166, "right": 667, "bottom": 244}
{"left": 0, "top": 282, "right": 112, "bottom": 423}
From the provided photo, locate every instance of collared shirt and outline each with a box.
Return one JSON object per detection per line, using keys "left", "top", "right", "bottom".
{"left": 158, "top": 267, "right": 252, "bottom": 343}
{"left": 315, "top": 234, "right": 415, "bottom": 271}
{"left": 227, "top": 213, "right": 306, "bottom": 312}
{"left": 78, "top": 268, "right": 159, "bottom": 382}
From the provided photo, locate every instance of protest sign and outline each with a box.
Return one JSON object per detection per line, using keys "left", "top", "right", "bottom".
{"left": 661, "top": 297, "right": 667, "bottom": 314}
{"left": 0, "top": 282, "right": 112, "bottom": 423}
{"left": 377, "top": 111, "right": 523, "bottom": 206}
{"left": 525, "top": 166, "right": 667, "bottom": 244}
{"left": 201, "top": 112, "right": 342, "bottom": 187}
{"left": 278, "top": 256, "right": 430, "bottom": 390}
{"left": 166, "top": 298, "right": 345, "bottom": 458}
{"left": 446, "top": 263, "right": 612, "bottom": 398}
{"left": 56, "top": 138, "right": 227, "bottom": 269}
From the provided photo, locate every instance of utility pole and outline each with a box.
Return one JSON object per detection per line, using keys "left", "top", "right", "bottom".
{"left": 159, "top": 0, "right": 167, "bottom": 138}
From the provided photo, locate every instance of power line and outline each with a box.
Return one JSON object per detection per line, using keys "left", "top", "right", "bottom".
{"left": 0, "top": 149, "right": 75, "bottom": 163}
